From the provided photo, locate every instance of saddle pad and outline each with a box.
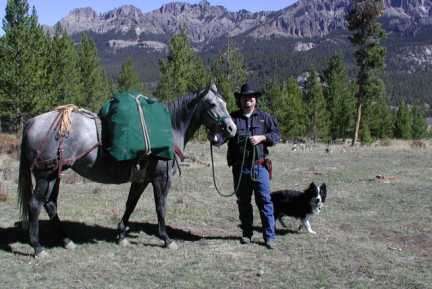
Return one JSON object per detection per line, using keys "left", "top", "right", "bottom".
{"left": 99, "top": 91, "right": 174, "bottom": 161}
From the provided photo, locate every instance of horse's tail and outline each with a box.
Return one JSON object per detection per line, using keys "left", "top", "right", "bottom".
{"left": 17, "top": 131, "right": 33, "bottom": 230}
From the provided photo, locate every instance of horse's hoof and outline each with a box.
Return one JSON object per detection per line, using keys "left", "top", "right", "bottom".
{"left": 35, "top": 250, "right": 49, "bottom": 258}
{"left": 65, "top": 241, "right": 77, "bottom": 250}
{"left": 166, "top": 241, "right": 178, "bottom": 250}
{"left": 119, "top": 238, "right": 130, "bottom": 247}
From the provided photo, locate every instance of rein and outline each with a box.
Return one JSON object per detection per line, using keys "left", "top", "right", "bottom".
{"left": 209, "top": 137, "right": 255, "bottom": 197}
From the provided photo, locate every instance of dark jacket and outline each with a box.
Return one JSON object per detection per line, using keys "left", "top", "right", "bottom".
{"left": 222, "top": 109, "right": 280, "bottom": 166}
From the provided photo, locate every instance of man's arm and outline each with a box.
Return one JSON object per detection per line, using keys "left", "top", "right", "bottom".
{"left": 264, "top": 114, "right": 280, "bottom": 146}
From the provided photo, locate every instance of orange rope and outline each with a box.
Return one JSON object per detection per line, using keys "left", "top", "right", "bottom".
{"left": 55, "top": 104, "right": 79, "bottom": 137}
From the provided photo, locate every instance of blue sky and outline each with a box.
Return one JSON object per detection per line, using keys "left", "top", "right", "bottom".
{"left": 0, "top": 0, "right": 297, "bottom": 27}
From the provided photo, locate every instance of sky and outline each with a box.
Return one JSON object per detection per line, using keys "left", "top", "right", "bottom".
{"left": 0, "top": 0, "right": 297, "bottom": 27}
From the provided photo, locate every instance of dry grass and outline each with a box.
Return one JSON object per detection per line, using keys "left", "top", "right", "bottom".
{"left": 0, "top": 142, "right": 431, "bottom": 289}
{"left": 0, "top": 133, "right": 20, "bottom": 156}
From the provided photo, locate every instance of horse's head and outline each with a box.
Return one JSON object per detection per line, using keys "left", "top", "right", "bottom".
{"left": 199, "top": 83, "right": 236, "bottom": 143}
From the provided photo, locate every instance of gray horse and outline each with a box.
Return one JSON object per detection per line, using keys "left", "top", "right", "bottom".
{"left": 17, "top": 83, "right": 236, "bottom": 257}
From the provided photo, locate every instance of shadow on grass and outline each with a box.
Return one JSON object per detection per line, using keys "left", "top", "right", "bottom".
{"left": 128, "top": 221, "right": 239, "bottom": 242}
{"left": 253, "top": 225, "right": 300, "bottom": 235}
{"left": 0, "top": 220, "right": 118, "bottom": 253}
{"left": 0, "top": 220, "right": 243, "bottom": 253}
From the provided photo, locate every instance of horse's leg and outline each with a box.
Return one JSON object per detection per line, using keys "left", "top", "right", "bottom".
{"left": 152, "top": 172, "right": 176, "bottom": 249}
{"left": 117, "top": 181, "right": 149, "bottom": 246}
{"left": 28, "top": 178, "right": 49, "bottom": 257}
{"left": 43, "top": 178, "right": 76, "bottom": 250}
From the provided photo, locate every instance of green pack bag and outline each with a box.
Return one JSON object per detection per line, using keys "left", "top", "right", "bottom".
{"left": 99, "top": 91, "right": 174, "bottom": 161}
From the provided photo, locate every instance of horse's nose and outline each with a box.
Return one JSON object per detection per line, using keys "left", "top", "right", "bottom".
{"left": 226, "top": 122, "right": 237, "bottom": 137}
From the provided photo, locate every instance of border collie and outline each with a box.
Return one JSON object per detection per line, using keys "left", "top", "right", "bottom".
{"left": 271, "top": 183, "right": 327, "bottom": 234}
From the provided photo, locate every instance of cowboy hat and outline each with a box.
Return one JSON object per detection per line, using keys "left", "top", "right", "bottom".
{"left": 234, "top": 82, "right": 262, "bottom": 98}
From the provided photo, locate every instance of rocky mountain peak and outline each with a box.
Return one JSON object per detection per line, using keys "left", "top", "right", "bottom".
{"left": 58, "top": 0, "right": 432, "bottom": 42}
{"left": 67, "top": 7, "right": 98, "bottom": 21}
{"left": 104, "top": 5, "right": 143, "bottom": 19}
{"left": 59, "top": 7, "right": 99, "bottom": 35}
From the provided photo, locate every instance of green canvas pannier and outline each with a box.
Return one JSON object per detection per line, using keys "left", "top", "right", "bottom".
{"left": 99, "top": 91, "right": 174, "bottom": 161}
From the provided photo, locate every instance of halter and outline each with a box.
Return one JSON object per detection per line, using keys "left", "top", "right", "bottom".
{"left": 206, "top": 111, "right": 230, "bottom": 128}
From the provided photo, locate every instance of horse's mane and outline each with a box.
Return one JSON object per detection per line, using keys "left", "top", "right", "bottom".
{"left": 164, "top": 89, "right": 206, "bottom": 116}
{"left": 164, "top": 89, "right": 208, "bottom": 125}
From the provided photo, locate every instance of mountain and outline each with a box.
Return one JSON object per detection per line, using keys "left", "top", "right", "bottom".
{"left": 57, "top": 0, "right": 432, "bottom": 103}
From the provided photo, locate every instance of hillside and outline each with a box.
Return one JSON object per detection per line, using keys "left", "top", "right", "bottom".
{"left": 57, "top": 0, "right": 432, "bottom": 103}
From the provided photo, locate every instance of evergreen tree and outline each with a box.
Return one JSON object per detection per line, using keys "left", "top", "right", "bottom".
{"left": 48, "top": 24, "right": 83, "bottom": 105}
{"left": 394, "top": 101, "right": 412, "bottom": 139}
{"left": 155, "top": 31, "right": 209, "bottom": 100}
{"left": 264, "top": 80, "right": 284, "bottom": 122}
{"left": 116, "top": 57, "right": 144, "bottom": 93}
{"left": 0, "top": 0, "right": 51, "bottom": 132}
{"left": 266, "top": 77, "right": 307, "bottom": 138}
{"left": 363, "top": 78, "right": 393, "bottom": 139}
{"left": 346, "top": 0, "right": 387, "bottom": 145}
{"left": 411, "top": 104, "right": 428, "bottom": 139}
{"left": 77, "top": 33, "right": 109, "bottom": 111}
{"left": 211, "top": 38, "right": 247, "bottom": 111}
{"left": 323, "top": 54, "right": 356, "bottom": 140}
{"left": 360, "top": 121, "right": 373, "bottom": 144}
{"left": 303, "top": 71, "right": 330, "bottom": 141}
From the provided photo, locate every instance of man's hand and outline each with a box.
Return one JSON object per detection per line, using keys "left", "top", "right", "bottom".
{"left": 249, "top": 135, "right": 266, "bottom": 145}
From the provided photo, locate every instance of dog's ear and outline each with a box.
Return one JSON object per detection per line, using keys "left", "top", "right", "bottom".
{"left": 320, "top": 183, "right": 327, "bottom": 202}
{"left": 307, "top": 182, "right": 318, "bottom": 194}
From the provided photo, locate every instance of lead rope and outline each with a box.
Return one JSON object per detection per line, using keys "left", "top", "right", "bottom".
{"left": 210, "top": 137, "right": 250, "bottom": 197}
{"left": 250, "top": 146, "right": 258, "bottom": 181}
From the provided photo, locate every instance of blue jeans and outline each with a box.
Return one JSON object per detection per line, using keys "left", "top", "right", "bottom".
{"left": 233, "top": 164, "right": 275, "bottom": 242}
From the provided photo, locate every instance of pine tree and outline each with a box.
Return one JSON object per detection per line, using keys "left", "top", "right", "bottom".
{"left": 77, "top": 33, "right": 109, "bottom": 111}
{"left": 264, "top": 80, "right": 284, "bottom": 124}
{"left": 48, "top": 24, "right": 83, "bottom": 105}
{"left": 155, "top": 31, "right": 209, "bottom": 100}
{"left": 267, "top": 77, "right": 307, "bottom": 138}
{"left": 303, "top": 71, "right": 330, "bottom": 141}
{"left": 346, "top": 0, "right": 387, "bottom": 145}
{"left": 394, "top": 101, "right": 412, "bottom": 139}
{"left": 0, "top": 0, "right": 52, "bottom": 132}
{"left": 116, "top": 57, "right": 144, "bottom": 93}
{"left": 411, "top": 104, "right": 428, "bottom": 139}
{"left": 363, "top": 78, "right": 393, "bottom": 139}
{"left": 211, "top": 38, "right": 247, "bottom": 111}
{"left": 360, "top": 121, "right": 373, "bottom": 144}
{"left": 323, "top": 54, "right": 356, "bottom": 140}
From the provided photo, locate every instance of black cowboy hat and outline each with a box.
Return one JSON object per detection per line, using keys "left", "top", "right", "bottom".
{"left": 234, "top": 82, "right": 262, "bottom": 98}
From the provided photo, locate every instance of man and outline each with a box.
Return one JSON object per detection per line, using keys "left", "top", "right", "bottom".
{"left": 212, "top": 82, "right": 280, "bottom": 249}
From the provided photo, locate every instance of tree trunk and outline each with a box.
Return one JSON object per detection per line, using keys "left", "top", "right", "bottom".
{"left": 352, "top": 96, "right": 362, "bottom": 146}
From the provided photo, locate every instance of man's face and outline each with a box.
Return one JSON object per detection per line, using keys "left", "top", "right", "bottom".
{"left": 240, "top": 95, "right": 256, "bottom": 112}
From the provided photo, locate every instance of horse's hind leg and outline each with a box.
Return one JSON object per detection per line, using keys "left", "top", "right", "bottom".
{"left": 43, "top": 178, "right": 76, "bottom": 250}
{"left": 152, "top": 175, "right": 177, "bottom": 249}
{"left": 28, "top": 178, "right": 50, "bottom": 257}
{"left": 117, "top": 181, "right": 149, "bottom": 246}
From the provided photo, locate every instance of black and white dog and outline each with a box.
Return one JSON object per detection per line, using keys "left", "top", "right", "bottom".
{"left": 271, "top": 183, "right": 327, "bottom": 234}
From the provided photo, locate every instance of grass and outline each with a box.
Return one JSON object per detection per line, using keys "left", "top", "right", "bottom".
{"left": 0, "top": 141, "right": 431, "bottom": 289}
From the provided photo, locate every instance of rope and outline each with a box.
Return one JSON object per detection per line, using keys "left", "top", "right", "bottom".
{"left": 55, "top": 104, "right": 79, "bottom": 137}
{"left": 210, "top": 137, "right": 251, "bottom": 198}
{"left": 134, "top": 95, "right": 152, "bottom": 155}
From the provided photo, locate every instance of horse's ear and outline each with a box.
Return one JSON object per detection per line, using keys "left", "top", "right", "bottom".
{"left": 210, "top": 80, "right": 217, "bottom": 92}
